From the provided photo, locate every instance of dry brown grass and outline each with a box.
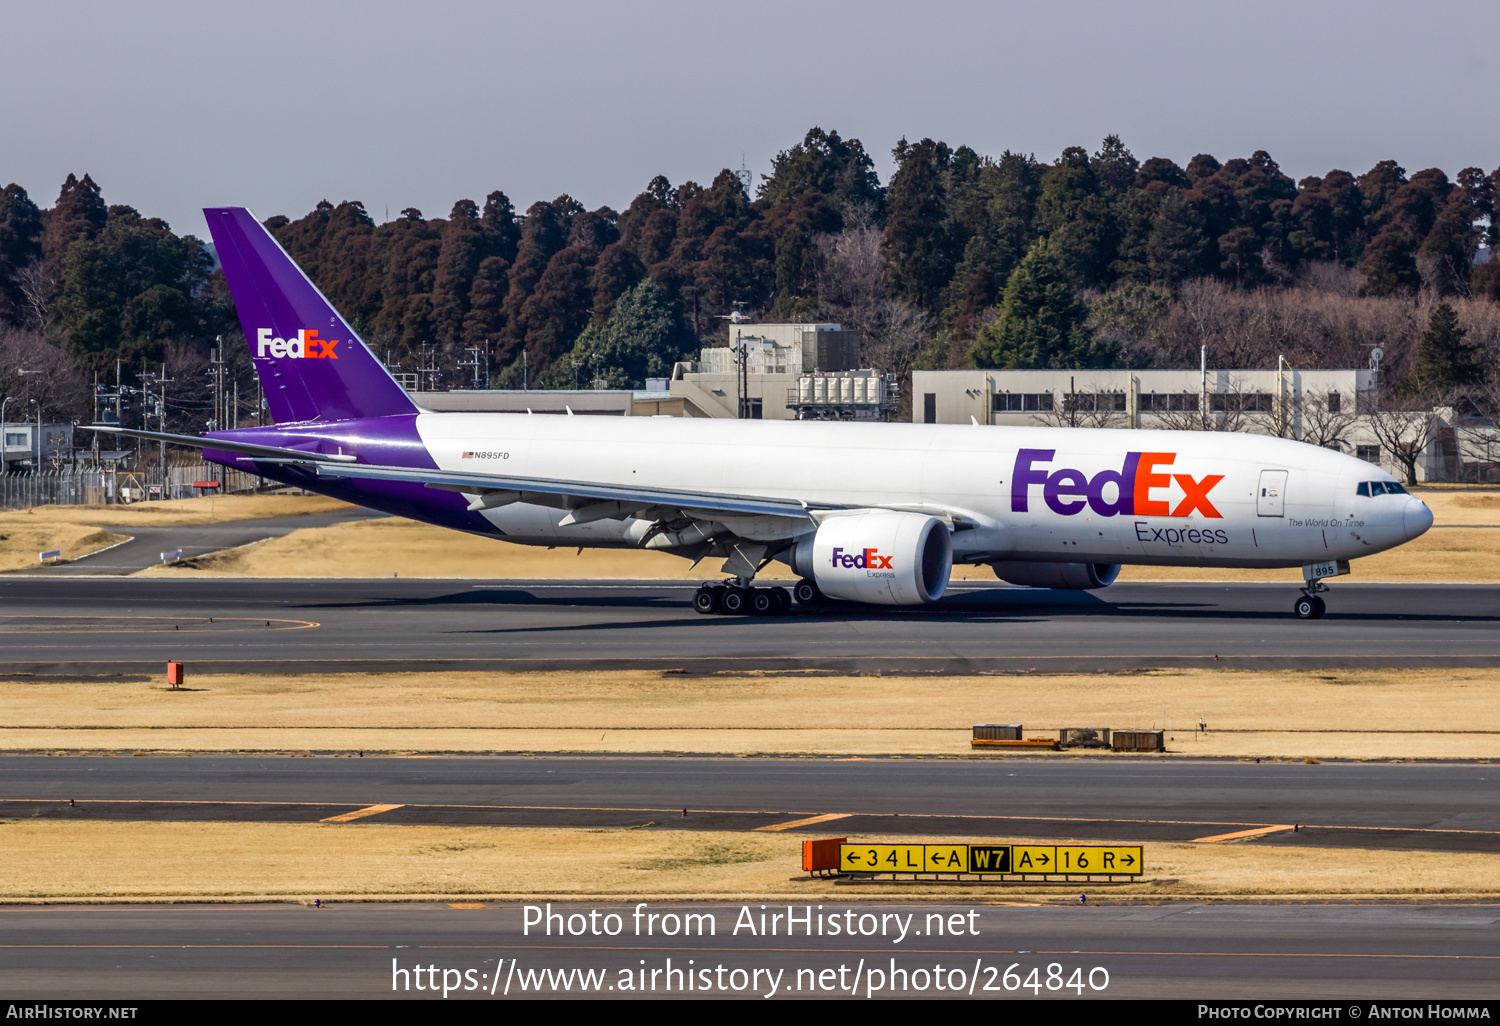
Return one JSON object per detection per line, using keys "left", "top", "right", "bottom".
{"left": 0, "top": 821, "right": 1492, "bottom": 901}
{"left": 0, "top": 524, "right": 126, "bottom": 572}
{"left": 7, "top": 492, "right": 351, "bottom": 528}
{"left": 0, "top": 494, "right": 350, "bottom": 572}
{"left": 4, "top": 667, "right": 1497, "bottom": 759}
{"left": 135, "top": 515, "right": 796, "bottom": 579}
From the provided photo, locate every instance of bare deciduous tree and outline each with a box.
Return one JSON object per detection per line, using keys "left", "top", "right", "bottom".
{"left": 15, "top": 264, "right": 53, "bottom": 336}
{"left": 811, "top": 226, "right": 931, "bottom": 418}
{"left": 1367, "top": 385, "right": 1453, "bottom": 485}
{"left": 1031, "top": 391, "right": 1128, "bottom": 429}
{"left": 0, "top": 328, "right": 91, "bottom": 425}
{"left": 1297, "top": 388, "right": 1361, "bottom": 452}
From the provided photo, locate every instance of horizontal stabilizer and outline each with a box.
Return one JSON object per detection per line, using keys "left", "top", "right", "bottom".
{"left": 79, "top": 425, "right": 357, "bottom": 463}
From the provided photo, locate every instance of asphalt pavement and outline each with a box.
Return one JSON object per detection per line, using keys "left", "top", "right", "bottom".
{"left": 3, "top": 901, "right": 1497, "bottom": 999}
{"left": 9, "top": 507, "right": 389, "bottom": 576}
{"left": 4, "top": 756, "right": 1496, "bottom": 853}
{"left": 1, "top": 578, "right": 1498, "bottom": 673}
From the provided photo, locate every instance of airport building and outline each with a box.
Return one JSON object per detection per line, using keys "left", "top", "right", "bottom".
{"left": 404, "top": 322, "right": 898, "bottom": 421}
{"left": 0, "top": 421, "right": 74, "bottom": 469}
{"left": 912, "top": 367, "right": 1475, "bottom": 482}
{"left": 670, "top": 322, "right": 897, "bottom": 420}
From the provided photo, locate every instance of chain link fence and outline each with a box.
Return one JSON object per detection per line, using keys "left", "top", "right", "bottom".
{"left": 0, "top": 463, "right": 270, "bottom": 510}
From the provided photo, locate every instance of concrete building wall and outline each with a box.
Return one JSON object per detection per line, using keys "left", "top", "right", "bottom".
{"left": 1, "top": 422, "right": 73, "bottom": 465}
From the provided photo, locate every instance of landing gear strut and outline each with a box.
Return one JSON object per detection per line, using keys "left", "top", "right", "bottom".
{"left": 1293, "top": 583, "right": 1328, "bottom": 620}
{"left": 692, "top": 582, "right": 793, "bottom": 616}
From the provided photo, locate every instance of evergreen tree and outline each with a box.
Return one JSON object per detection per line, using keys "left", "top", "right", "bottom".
{"left": 0, "top": 184, "right": 43, "bottom": 323}
{"left": 1036, "top": 146, "right": 1117, "bottom": 287}
{"left": 970, "top": 238, "right": 1115, "bottom": 369}
{"left": 53, "top": 204, "right": 210, "bottom": 369}
{"left": 1413, "top": 302, "right": 1482, "bottom": 390}
{"left": 883, "top": 138, "right": 955, "bottom": 309}
{"left": 759, "top": 127, "right": 884, "bottom": 216}
{"left": 461, "top": 255, "right": 510, "bottom": 345}
{"left": 41, "top": 173, "right": 107, "bottom": 271}
{"left": 431, "top": 199, "right": 485, "bottom": 341}
{"left": 540, "top": 279, "right": 692, "bottom": 388}
{"left": 1090, "top": 134, "right": 1139, "bottom": 200}
{"left": 590, "top": 242, "right": 645, "bottom": 322}
{"left": 517, "top": 245, "right": 595, "bottom": 367}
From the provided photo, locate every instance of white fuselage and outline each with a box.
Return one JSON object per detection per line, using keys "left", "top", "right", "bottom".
{"left": 413, "top": 413, "right": 1430, "bottom": 569}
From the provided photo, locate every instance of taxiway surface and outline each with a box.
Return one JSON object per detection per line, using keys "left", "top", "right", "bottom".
{"left": 1, "top": 578, "right": 1498, "bottom": 673}
{"left": 3, "top": 901, "right": 1497, "bottom": 999}
{"left": 4, "top": 756, "right": 1497, "bottom": 853}
{"left": 8, "top": 508, "right": 389, "bottom": 577}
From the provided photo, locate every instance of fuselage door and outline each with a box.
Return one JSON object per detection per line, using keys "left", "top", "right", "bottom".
{"left": 1257, "top": 469, "right": 1288, "bottom": 517}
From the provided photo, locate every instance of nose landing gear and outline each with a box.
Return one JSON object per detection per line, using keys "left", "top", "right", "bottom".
{"left": 692, "top": 582, "right": 793, "bottom": 616}
{"left": 1293, "top": 583, "right": 1328, "bottom": 620}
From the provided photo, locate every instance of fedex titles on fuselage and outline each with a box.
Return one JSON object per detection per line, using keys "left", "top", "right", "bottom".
{"left": 255, "top": 328, "right": 340, "bottom": 360}
{"left": 1012, "top": 448, "right": 1224, "bottom": 521}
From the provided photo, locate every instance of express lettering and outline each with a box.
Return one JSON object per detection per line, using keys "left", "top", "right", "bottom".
{"left": 1134, "top": 522, "right": 1231, "bottom": 546}
{"left": 255, "top": 328, "right": 340, "bottom": 360}
{"left": 830, "top": 546, "right": 893, "bottom": 570}
{"left": 1011, "top": 448, "right": 1223, "bottom": 519}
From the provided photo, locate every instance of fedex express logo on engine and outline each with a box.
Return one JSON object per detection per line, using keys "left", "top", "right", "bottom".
{"left": 255, "top": 328, "right": 340, "bottom": 359}
{"left": 1012, "top": 448, "right": 1224, "bottom": 518}
{"left": 830, "top": 547, "right": 893, "bottom": 569}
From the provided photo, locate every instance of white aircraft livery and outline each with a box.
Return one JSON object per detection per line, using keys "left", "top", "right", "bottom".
{"left": 88, "top": 208, "right": 1434, "bottom": 620}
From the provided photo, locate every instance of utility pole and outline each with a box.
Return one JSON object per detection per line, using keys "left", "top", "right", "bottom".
{"left": 1200, "top": 344, "right": 1208, "bottom": 431}
{"left": 0, "top": 395, "right": 10, "bottom": 475}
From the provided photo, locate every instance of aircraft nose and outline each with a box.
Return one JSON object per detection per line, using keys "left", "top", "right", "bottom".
{"left": 1404, "top": 497, "right": 1434, "bottom": 540}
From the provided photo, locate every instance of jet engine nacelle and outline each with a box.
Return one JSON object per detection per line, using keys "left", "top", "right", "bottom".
{"left": 991, "top": 561, "right": 1122, "bottom": 590}
{"left": 791, "top": 510, "right": 952, "bottom": 605}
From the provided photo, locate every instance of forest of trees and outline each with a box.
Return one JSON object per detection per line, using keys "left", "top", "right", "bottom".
{"left": 2, "top": 127, "right": 1499, "bottom": 432}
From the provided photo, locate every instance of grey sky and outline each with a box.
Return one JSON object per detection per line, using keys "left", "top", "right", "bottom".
{"left": 3, "top": 1, "right": 1494, "bottom": 240}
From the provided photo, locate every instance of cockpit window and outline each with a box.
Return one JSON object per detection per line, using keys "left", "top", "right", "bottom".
{"left": 1356, "top": 482, "right": 1369, "bottom": 496}
{"left": 1357, "top": 480, "right": 1407, "bottom": 496}
{"left": 1385, "top": 481, "right": 1408, "bottom": 494}
{"left": 1369, "top": 481, "right": 1387, "bottom": 496}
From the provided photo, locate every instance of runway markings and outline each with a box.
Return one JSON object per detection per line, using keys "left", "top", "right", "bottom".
{"left": 0, "top": 614, "right": 318, "bottom": 633}
{"left": 753, "top": 812, "right": 852, "bottom": 832}
{"left": 9, "top": 799, "right": 1499, "bottom": 847}
{"left": 319, "top": 803, "right": 404, "bottom": 823}
{"left": 1193, "top": 825, "right": 1296, "bottom": 843}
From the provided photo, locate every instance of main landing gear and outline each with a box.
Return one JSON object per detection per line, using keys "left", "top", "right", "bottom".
{"left": 1293, "top": 582, "right": 1328, "bottom": 620}
{"left": 693, "top": 581, "right": 793, "bottom": 616}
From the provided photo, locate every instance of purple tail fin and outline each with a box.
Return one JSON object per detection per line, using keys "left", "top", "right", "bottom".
{"left": 205, "top": 207, "right": 416, "bottom": 424}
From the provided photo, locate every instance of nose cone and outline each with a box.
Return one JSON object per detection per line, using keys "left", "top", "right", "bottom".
{"left": 1404, "top": 497, "right": 1434, "bottom": 540}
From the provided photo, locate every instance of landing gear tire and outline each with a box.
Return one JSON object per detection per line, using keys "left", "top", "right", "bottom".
{"left": 1293, "top": 595, "right": 1327, "bottom": 620}
{"left": 793, "top": 578, "right": 823, "bottom": 606}
{"left": 692, "top": 586, "right": 721, "bottom": 615}
{"left": 749, "top": 589, "right": 776, "bottom": 615}
{"left": 770, "top": 587, "right": 792, "bottom": 615}
{"left": 719, "top": 587, "right": 748, "bottom": 616}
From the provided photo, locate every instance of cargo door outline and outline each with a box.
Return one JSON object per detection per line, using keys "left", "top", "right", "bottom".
{"left": 1257, "top": 470, "right": 1287, "bottom": 517}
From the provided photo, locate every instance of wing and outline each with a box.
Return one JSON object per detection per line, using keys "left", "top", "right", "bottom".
{"left": 310, "top": 460, "right": 821, "bottom": 524}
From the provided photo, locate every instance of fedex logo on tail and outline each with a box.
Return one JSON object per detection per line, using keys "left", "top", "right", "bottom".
{"left": 255, "top": 328, "right": 340, "bottom": 360}
{"left": 1012, "top": 448, "right": 1224, "bottom": 519}
{"left": 831, "top": 546, "right": 893, "bottom": 569}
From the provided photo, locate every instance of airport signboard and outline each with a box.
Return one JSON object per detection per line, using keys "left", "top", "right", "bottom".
{"left": 837, "top": 843, "right": 1143, "bottom": 877}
